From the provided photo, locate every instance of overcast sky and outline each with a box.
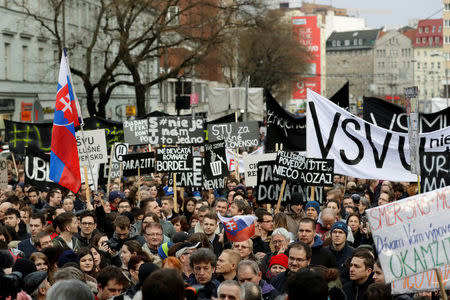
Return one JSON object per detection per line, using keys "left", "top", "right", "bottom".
{"left": 314, "top": 0, "right": 443, "bottom": 28}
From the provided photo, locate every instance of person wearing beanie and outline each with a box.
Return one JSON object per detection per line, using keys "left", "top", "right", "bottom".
{"left": 157, "top": 242, "right": 174, "bottom": 260}
{"left": 268, "top": 253, "right": 288, "bottom": 279}
{"left": 285, "top": 192, "right": 306, "bottom": 235}
{"left": 325, "top": 221, "right": 354, "bottom": 279}
{"left": 305, "top": 201, "right": 320, "bottom": 221}
{"left": 12, "top": 257, "right": 37, "bottom": 278}
{"left": 23, "top": 270, "right": 51, "bottom": 300}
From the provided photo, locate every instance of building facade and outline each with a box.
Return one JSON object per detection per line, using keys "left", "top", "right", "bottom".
{"left": 326, "top": 29, "right": 380, "bottom": 108}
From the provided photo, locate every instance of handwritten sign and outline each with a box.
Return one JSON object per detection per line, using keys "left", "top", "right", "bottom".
{"left": 123, "top": 119, "right": 149, "bottom": 145}
{"left": 207, "top": 122, "right": 259, "bottom": 149}
{"left": 76, "top": 129, "right": 108, "bottom": 166}
{"left": 203, "top": 142, "right": 227, "bottom": 190}
{"left": 367, "top": 186, "right": 450, "bottom": 283}
{"left": 391, "top": 265, "right": 450, "bottom": 294}
{"left": 420, "top": 150, "right": 450, "bottom": 193}
{"left": 155, "top": 147, "right": 193, "bottom": 173}
{"left": 0, "top": 158, "right": 8, "bottom": 189}
{"left": 149, "top": 117, "right": 204, "bottom": 145}
{"left": 244, "top": 153, "right": 277, "bottom": 187}
{"left": 274, "top": 150, "right": 334, "bottom": 186}
{"left": 169, "top": 156, "right": 203, "bottom": 188}
{"left": 122, "top": 152, "right": 155, "bottom": 176}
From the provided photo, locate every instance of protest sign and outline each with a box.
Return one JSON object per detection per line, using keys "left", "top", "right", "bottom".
{"left": 122, "top": 152, "right": 155, "bottom": 176}
{"left": 203, "top": 142, "right": 227, "bottom": 190}
{"left": 256, "top": 160, "right": 324, "bottom": 204}
{"left": 148, "top": 116, "right": 204, "bottom": 145}
{"left": 80, "top": 164, "right": 99, "bottom": 186}
{"left": 123, "top": 119, "right": 149, "bottom": 145}
{"left": 266, "top": 92, "right": 306, "bottom": 152}
{"left": 0, "top": 157, "right": 8, "bottom": 189}
{"left": 391, "top": 265, "right": 450, "bottom": 294}
{"left": 76, "top": 129, "right": 108, "bottom": 166}
{"left": 363, "top": 96, "right": 450, "bottom": 133}
{"left": 366, "top": 186, "right": 450, "bottom": 283}
{"left": 307, "top": 90, "right": 450, "bottom": 182}
{"left": 207, "top": 122, "right": 259, "bottom": 148}
{"left": 168, "top": 156, "right": 203, "bottom": 188}
{"left": 155, "top": 147, "right": 193, "bottom": 173}
{"left": 274, "top": 150, "right": 334, "bottom": 186}
{"left": 24, "top": 148, "right": 60, "bottom": 189}
{"left": 420, "top": 150, "right": 450, "bottom": 193}
{"left": 244, "top": 153, "right": 277, "bottom": 187}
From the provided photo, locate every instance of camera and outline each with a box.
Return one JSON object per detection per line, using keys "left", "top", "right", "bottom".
{"left": 0, "top": 271, "right": 23, "bottom": 299}
{"left": 105, "top": 239, "right": 121, "bottom": 251}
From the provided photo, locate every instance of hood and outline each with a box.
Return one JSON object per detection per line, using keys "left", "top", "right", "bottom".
{"left": 260, "top": 279, "right": 276, "bottom": 294}
{"left": 312, "top": 234, "right": 323, "bottom": 248}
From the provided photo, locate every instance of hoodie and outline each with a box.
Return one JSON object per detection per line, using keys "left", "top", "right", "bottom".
{"left": 260, "top": 279, "right": 279, "bottom": 300}
{"left": 310, "top": 235, "right": 337, "bottom": 268}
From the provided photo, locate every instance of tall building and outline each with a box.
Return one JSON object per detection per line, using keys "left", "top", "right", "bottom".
{"left": 373, "top": 28, "right": 415, "bottom": 103}
{"left": 413, "top": 19, "right": 444, "bottom": 112}
{"left": 326, "top": 29, "right": 381, "bottom": 108}
{"left": 443, "top": 0, "right": 450, "bottom": 106}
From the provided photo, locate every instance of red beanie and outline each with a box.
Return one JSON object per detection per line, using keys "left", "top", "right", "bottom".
{"left": 269, "top": 253, "right": 288, "bottom": 269}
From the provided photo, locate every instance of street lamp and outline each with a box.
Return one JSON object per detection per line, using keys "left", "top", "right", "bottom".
{"left": 430, "top": 52, "right": 448, "bottom": 108}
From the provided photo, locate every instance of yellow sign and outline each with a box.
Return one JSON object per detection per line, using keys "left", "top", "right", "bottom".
{"left": 126, "top": 105, "right": 136, "bottom": 116}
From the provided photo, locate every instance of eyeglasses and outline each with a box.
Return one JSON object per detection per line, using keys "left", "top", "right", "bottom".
{"left": 289, "top": 257, "right": 307, "bottom": 263}
{"left": 272, "top": 240, "right": 285, "bottom": 245}
{"left": 81, "top": 222, "right": 96, "bottom": 226}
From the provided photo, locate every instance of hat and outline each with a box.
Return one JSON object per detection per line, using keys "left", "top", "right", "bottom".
{"left": 158, "top": 242, "right": 174, "bottom": 260}
{"left": 109, "top": 191, "right": 125, "bottom": 202}
{"left": 57, "top": 250, "right": 79, "bottom": 268}
{"left": 269, "top": 254, "right": 288, "bottom": 269}
{"left": 291, "top": 192, "right": 305, "bottom": 206}
{"left": 121, "top": 211, "right": 135, "bottom": 223}
{"left": 23, "top": 271, "right": 47, "bottom": 294}
{"left": 12, "top": 258, "right": 37, "bottom": 277}
{"left": 138, "top": 262, "right": 159, "bottom": 283}
{"left": 175, "top": 242, "right": 201, "bottom": 258}
{"left": 0, "top": 250, "right": 14, "bottom": 269}
{"left": 330, "top": 221, "right": 348, "bottom": 236}
{"left": 172, "top": 231, "right": 189, "bottom": 244}
{"left": 305, "top": 201, "right": 320, "bottom": 215}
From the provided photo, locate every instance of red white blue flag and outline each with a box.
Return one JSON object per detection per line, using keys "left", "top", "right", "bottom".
{"left": 218, "top": 213, "right": 256, "bottom": 242}
{"left": 49, "top": 48, "right": 82, "bottom": 193}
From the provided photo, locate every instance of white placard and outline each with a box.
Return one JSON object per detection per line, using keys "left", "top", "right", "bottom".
{"left": 0, "top": 157, "right": 8, "bottom": 189}
{"left": 367, "top": 186, "right": 450, "bottom": 283}
{"left": 76, "top": 129, "right": 108, "bottom": 166}
{"left": 244, "top": 153, "right": 276, "bottom": 187}
{"left": 391, "top": 265, "right": 450, "bottom": 294}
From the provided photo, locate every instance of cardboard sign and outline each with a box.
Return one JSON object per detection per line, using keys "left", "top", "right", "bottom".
{"left": 207, "top": 122, "right": 259, "bottom": 149}
{"left": 244, "top": 153, "right": 277, "bottom": 187}
{"left": 148, "top": 116, "right": 204, "bottom": 145}
{"left": 122, "top": 152, "right": 155, "bottom": 176}
{"left": 76, "top": 129, "right": 108, "bottom": 166}
{"left": 203, "top": 142, "right": 227, "bottom": 190}
{"left": 420, "top": 150, "right": 450, "bottom": 193}
{"left": 0, "top": 158, "right": 8, "bottom": 189}
{"left": 123, "top": 119, "right": 149, "bottom": 145}
{"left": 155, "top": 147, "right": 193, "bottom": 173}
{"left": 367, "top": 186, "right": 450, "bottom": 283}
{"left": 24, "top": 148, "right": 60, "bottom": 189}
{"left": 391, "top": 265, "right": 450, "bottom": 294}
{"left": 274, "top": 150, "right": 334, "bottom": 186}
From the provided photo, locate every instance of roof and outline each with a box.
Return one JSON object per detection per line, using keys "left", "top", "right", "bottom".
{"left": 326, "top": 29, "right": 381, "bottom": 50}
{"left": 414, "top": 18, "right": 443, "bottom": 47}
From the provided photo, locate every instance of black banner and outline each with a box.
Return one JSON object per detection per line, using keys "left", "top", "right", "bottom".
{"left": 256, "top": 161, "right": 325, "bottom": 204}
{"left": 5, "top": 117, "right": 124, "bottom": 153}
{"left": 155, "top": 147, "right": 193, "bottom": 173}
{"left": 24, "top": 148, "right": 60, "bottom": 189}
{"left": 274, "top": 150, "right": 334, "bottom": 187}
{"left": 207, "top": 122, "right": 259, "bottom": 148}
{"left": 329, "top": 81, "right": 349, "bottom": 109}
{"left": 203, "top": 142, "right": 227, "bottom": 190}
{"left": 266, "top": 91, "right": 306, "bottom": 152}
{"left": 420, "top": 150, "right": 450, "bottom": 193}
{"left": 168, "top": 156, "right": 203, "bottom": 188}
{"left": 148, "top": 116, "right": 204, "bottom": 145}
{"left": 122, "top": 152, "right": 155, "bottom": 177}
{"left": 363, "top": 97, "right": 450, "bottom": 133}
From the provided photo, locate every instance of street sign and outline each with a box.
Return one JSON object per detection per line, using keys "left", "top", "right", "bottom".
{"left": 404, "top": 86, "right": 418, "bottom": 98}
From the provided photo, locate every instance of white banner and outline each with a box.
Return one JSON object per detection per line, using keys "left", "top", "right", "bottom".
{"left": 226, "top": 147, "right": 263, "bottom": 174}
{"left": 391, "top": 265, "right": 450, "bottom": 294}
{"left": 244, "top": 153, "right": 277, "bottom": 187}
{"left": 366, "top": 186, "right": 450, "bottom": 283}
{"left": 306, "top": 90, "right": 450, "bottom": 181}
{"left": 76, "top": 129, "right": 108, "bottom": 166}
{"left": 0, "top": 158, "right": 8, "bottom": 189}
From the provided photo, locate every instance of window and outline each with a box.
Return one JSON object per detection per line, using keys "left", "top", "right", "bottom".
{"left": 445, "top": 36, "right": 450, "bottom": 44}
{"left": 354, "top": 39, "right": 357, "bottom": 45}
{"left": 359, "top": 39, "right": 363, "bottom": 45}
{"left": 419, "top": 27, "right": 423, "bottom": 33}
{"left": 431, "top": 62, "right": 434, "bottom": 69}
{"left": 430, "top": 37, "right": 434, "bottom": 46}
{"left": 438, "top": 62, "right": 441, "bottom": 69}
{"left": 332, "top": 40, "right": 336, "bottom": 47}
{"left": 167, "top": 6, "right": 179, "bottom": 26}
{"left": 38, "top": 47, "right": 44, "bottom": 81}
{"left": 416, "top": 37, "right": 420, "bottom": 43}
{"left": 4, "top": 42, "right": 10, "bottom": 80}
{"left": 439, "top": 26, "right": 442, "bottom": 32}
{"left": 337, "top": 40, "right": 341, "bottom": 46}
{"left": 417, "top": 51, "right": 420, "bottom": 57}
{"left": 422, "top": 37, "right": 427, "bottom": 43}
{"left": 445, "top": 3, "right": 450, "bottom": 11}
{"left": 436, "top": 36, "right": 440, "bottom": 43}
{"left": 424, "top": 62, "right": 427, "bottom": 69}
{"left": 424, "top": 50, "right": 427, "bottom": 56}
{"left": 345, "top": 40, "right": 350, "bottom": 46}
{"left": 417, "top": 62, "right": 421, "bottom": 69}
{"left": 21, "top": 46, "right": 28, "bottom": 80}
{"left": 432, "top": 26, "right": 436, "bottom": 33}
{"left": 425, "top": 27, "right": 429, "bottom": 33}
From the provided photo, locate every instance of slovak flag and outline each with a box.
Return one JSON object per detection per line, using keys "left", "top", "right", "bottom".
{"left": 49, "top": 48, "right": 82, "bottom": 193}
{"left": 218, "top": 213, "right": 256, "bottom": 242}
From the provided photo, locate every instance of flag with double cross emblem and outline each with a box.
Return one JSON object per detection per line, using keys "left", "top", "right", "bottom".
{"left": 49, "top": 48, "right": 82, "bottom": 193}
{"left": 218, "top": 213, "right": 256, "bottom": 242}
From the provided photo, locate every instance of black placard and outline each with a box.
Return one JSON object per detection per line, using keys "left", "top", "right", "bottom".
{"left": 122, "top": 152, "right": 155, "bottom": 176}
{"left": 203, "top": 141, "right": 227, "bottom": 190}
{"left": 274, "top": 150, "right": 334, "bottom": 187}
{"left": 168, "top": 156, "right": 203, "bottom": 188}
{"left": 420, "top": 150, "right": 450, "bottom": 193}
{"left": 207, "top": 122, "right": 260, "bottom": 148}
{"left": 155, "top": 147, "right": 193, "bottom": 173}
{"left": 148, "top": 116, "right": 204, "bottom": 145}
{"left": 24, "top": 148, "right": 61, "bottom": 189}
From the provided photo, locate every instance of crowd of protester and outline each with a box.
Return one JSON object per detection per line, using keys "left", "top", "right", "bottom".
{"left": 0, "top": 162, "right": 446, "bottom": 300}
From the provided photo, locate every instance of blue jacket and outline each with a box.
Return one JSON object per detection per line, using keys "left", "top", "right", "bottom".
{"left": 326, "top": 242, "right": 354, "bottom": 278}
{"left": 17, "top": 238, "right": 37, "bottom": 258}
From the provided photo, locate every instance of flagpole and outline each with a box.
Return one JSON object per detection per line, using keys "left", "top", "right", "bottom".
{"left": 64, "top": 47, "right": 98, "bottom": 193}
